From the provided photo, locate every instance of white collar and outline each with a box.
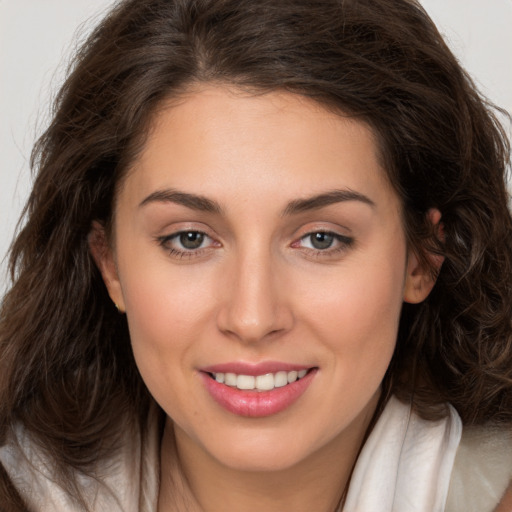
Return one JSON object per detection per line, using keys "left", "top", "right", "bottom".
{"left": 343, "top": 396, "right": 462, "bottom": 512}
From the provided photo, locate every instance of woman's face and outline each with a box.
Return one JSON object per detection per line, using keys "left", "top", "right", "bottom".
{"left": 95, "top": 85, "right": 432, "bottom": 472}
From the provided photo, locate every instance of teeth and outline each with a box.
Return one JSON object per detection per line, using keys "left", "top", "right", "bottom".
{"left": 255, "top": 373, "right": 274, "bottom": 391}
{"left": 236, "top": 375, "right": 255, "bottom": 390}
{"left": 225, "top": 373, "right": 237, "bottom": 386}
{"left": 274, "top": 371, "right": 288, "bottom": 388}
{"left": 287, "top": 370, "right": 298, "bottom": 383}
{"left": 211, "top": 369, "right": 309, "bottom": 391}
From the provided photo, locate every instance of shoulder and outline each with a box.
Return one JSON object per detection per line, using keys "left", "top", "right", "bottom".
{"left": 0, "top": 409, "right": 160, "bottom": 512}
{"left": 446, "top": 423, "right": 512, "bottom": 512}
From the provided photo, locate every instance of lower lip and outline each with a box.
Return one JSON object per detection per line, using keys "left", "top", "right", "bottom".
{"left": 200, "top": 370, "right": 317, "bottom": 418}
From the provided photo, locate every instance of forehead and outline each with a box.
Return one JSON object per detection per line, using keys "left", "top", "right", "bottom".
{"left": 119, "top": 85, "right": 397, "bottom": 213}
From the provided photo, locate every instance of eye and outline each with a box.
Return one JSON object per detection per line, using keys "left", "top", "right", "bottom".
{"left": 157, "top": 230, "right": 218, "bottom": 257}
{"left": 303, "top": 232, "right": 336, "bottom": 250}
{"left": 176, "top": 231, "right": 207, "bottom": 250}
{"left": 293, "top": 231, "right": 354, "bottom": 254}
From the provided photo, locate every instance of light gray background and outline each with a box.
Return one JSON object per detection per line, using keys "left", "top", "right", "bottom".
{"left": 1, "top": 1, "right": 511, "bottom": 293}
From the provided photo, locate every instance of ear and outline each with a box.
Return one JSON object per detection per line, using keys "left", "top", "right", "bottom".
{"left": 403, "top": 209, "right": 444, "bottom": 304}
{"left": 88, "top": 221, "right": 126, "bottom": 312}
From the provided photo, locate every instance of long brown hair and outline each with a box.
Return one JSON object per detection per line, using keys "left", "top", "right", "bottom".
{"left": 1, "top": 0, "right": 511, "bottom": 507}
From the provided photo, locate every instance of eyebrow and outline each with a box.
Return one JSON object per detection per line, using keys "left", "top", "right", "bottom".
{"left": 139, "top": 189, "right": 222, "bottom": 213}
{"left": 282, "top": 189, "right": 375, "bottom": 216}
{"left": 139, "top": 187, "right": 374, "bottom": 215}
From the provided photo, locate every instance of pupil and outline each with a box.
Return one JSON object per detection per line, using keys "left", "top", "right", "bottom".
{"left": 311, "top": 233, "right": 333, "bottom": 250}
{"left": 180, "top": 232, "right": 204, "bottom": 249}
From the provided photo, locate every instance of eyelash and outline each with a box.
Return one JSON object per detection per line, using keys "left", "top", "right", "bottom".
{"left": 293, "top": 231, "right": 354, "bottom": 257}
{"left": 156, "top": 230, "right": 354, "bottom": 259}
{"left": 156, "top": 231, "right": 216, "bottom": 259}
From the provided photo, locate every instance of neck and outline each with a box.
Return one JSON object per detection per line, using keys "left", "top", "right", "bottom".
{"left": 158, "top": 394, "right": 380, "bottom": 512}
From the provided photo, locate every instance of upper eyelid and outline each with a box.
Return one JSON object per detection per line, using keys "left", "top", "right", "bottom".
{"left": 159, "top": 230, "right": 214, "bottom": 244}
{"left": 163, "top": 229, "right": 210, "bottom": 239}
{"left": 295, "top": 227, "right": 352, "bottom": 241}
{"left": 291, "top": 230, "right": 354, "bottom": 251}
{"left": 292, "top": 219, "right": 353, "bottom": 235}
{"left": 300, "top": 229, "right": 348, "bottom": 236}
{"left": 298, "top": 232, "right": 353, "bottom": 243}
{"left": 156, "top": 223, "right": 216, "bottom": 240}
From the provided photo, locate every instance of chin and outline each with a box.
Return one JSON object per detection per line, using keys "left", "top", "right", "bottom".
{"left": 214, "top": 449, "right": 308, "bottom": 473}
{"left": 200, "top": 427, "right": 318, "bottom": 473}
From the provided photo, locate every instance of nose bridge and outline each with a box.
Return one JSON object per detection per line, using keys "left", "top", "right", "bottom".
{"left": 218, "top": 240, "right": 290, "bottom": 342}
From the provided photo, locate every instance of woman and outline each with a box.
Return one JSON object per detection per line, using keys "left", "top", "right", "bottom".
{"left": 1, "top": 0, "right": 511, "bottom": 510}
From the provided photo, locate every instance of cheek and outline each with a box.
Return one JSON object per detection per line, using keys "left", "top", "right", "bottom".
{"left": 121, "top": 270, "right": 210, "bottom": 426}
{"left": 115, "top": 249, "right": 212, "bottom": 385}
{"left": 118, "top": 233, "right": 213, "bottom": 329}
{"left": 295, "top": 247, "right": 406, "bottom": 373}
{"left": 302, "top": 262, "right": 404, "bottom": 333}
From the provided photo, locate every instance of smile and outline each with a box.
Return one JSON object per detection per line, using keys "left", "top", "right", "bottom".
{"left": 201, "top": 366, "right": 317, "bottom": 417}
{"left": 209, "top": 369, "right": 309, "bottom": 391}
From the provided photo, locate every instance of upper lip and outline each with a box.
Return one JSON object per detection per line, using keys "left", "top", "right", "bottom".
{"left": 200, "top": 361, "right": 314, "bottom": 376}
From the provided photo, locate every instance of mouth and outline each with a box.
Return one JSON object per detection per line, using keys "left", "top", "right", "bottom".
{"left": 200, "top": 366, "right": 318, "bottom": 417}
{"left": 207, "top": 369, "right": 311, "bottom": 392}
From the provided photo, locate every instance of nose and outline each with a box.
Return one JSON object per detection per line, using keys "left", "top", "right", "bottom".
{"left": 216, "top": 248, "right": 294, "bottom": 344}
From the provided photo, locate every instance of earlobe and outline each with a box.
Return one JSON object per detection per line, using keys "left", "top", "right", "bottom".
{"left": 403, "top": 209, "right": 444, "bottom": 304}
{"left": 88, "top": 221, "right": 126, "bottom": 312}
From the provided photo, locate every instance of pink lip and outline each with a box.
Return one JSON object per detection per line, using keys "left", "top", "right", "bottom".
{"left": 200, "top": 365, "right": 317, "bottom": 418}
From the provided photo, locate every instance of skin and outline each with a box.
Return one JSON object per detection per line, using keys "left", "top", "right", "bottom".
{"left": 495, "top": 483, "right": 512, "bottom": 512}
{"left": 91, "top": 85, "right": 438, "bottom": 512}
